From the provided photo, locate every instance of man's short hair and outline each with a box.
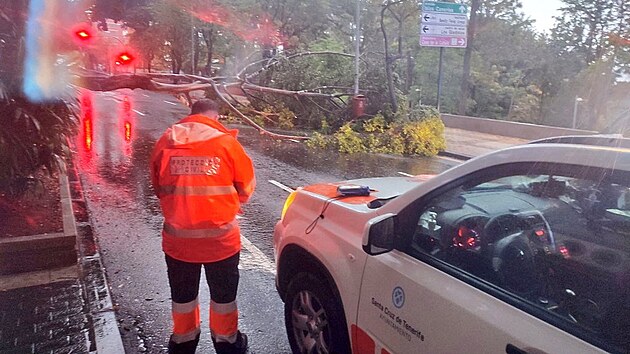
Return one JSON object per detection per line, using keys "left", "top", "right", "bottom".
{"left": 191, "top": 99, "right": 220, "bottom": 115}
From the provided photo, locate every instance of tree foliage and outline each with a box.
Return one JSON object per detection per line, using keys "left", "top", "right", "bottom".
{"left": 79, "top": 0, "right": 629, "bottom": 136}
{"left": 3, "top": 0, "right": 628, "bottom": 192}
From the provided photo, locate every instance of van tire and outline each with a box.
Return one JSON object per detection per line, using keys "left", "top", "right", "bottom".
{"left": 284, "top": 273, "right": 351, "bottom": 354}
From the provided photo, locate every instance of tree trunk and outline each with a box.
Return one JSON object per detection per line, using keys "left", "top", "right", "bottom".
{"left": 171, "top": 48, "right": 182, "bottom": 74}
{"left": 202, "top": 26, "right": 215, "bottom": 76}
{"left": 381, "top": 4, "right": 398, "bottom": 112}
{"left": 193, "top": 37, "right": 200, "bottom": 75}
{"left": 384, "top": 59, "right": 397, "bottom": 111}
{"left": 458, "top": 0, "right": 481, "bottom": 115}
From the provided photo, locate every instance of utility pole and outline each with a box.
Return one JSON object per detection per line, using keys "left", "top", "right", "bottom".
{"left": 354, "top": 0, "right": 360, "bottom": 95}
{"left": 191, "top": 11, "right": 195, "bottom": 75}
{"left": 437, "top": 47, "right": 444, "bottom": 112}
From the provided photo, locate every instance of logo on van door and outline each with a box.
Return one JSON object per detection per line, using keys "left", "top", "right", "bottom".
{"left": 392, "top": 286, "right": 405, "bottom": 309}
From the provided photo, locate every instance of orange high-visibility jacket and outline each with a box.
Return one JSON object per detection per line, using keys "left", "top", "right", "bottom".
{"left": 150, "top": 114, "right": 256, "bottom": 263}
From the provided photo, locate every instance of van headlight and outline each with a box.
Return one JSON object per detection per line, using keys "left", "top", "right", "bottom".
{"left": 281, "top": 191, "right": 298, "bottom": 221}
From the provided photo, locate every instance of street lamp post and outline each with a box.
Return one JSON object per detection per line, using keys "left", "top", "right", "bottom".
{"left": 353, "top": 0, "right": 360, "bottom": 95}
{"left": 572, "top": 96, "right": 584, "bottom": 129}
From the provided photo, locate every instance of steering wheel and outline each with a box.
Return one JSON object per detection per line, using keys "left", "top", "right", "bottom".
{"left": 480, "top": 213, "right": 525, "bottom": 248}
{"left": 482, "top": 211, "right": 555, "bottom": 251}
{"left": 494, "top": 235, "right": 539, "bottom": 295}
{"left": 481, "top": 212, "right": 547, "bottom": 296}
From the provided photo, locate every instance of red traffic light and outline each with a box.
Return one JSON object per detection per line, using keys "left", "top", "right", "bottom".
{"left": 76, "top": 30, "right": 90, "bottom": 39}
{"left": 72, "top": 24, "right": 94, "bottom": 45}
{"left": 115, "top": 52, "right": 135, "bottom": 66}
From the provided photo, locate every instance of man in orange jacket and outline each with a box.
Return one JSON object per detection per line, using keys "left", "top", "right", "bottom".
{"left": 150, "top": 99, "right": 255, "bottom": 354}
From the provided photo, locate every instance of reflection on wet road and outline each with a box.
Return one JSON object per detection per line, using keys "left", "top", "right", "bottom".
{"left": 74, "top": 89, "right": 456, "bottom": 353}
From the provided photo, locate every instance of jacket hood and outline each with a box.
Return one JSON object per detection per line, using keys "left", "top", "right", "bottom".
{"left": 166, "top": 115, "right": 238, "bottom": 147}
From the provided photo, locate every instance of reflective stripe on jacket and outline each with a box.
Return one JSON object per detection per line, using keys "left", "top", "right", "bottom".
{"left": 150, "top": 114, "right": 256, "bottom": 263}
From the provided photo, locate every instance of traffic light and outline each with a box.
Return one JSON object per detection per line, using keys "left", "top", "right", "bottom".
{"left": 72, "top": 24, "right": 94, "bottom": 45}
{"left": 115, "top": 52, "right": 134, "bottom": 66}
{"left": 76, "top": 29, "right": 91, "bottom": 40}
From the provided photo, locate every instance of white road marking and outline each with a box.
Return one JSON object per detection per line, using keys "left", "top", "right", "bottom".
{"left": 397, "top": 171, "right": 414, "bottom": 177}
{"left": 240, "top": 235, "right": 276, "bottom": 274}
{"left": 132, "top": 109, "right": 146, "bottom": 116}
{"left": 163, "top": 100, "right": 178, "bottom": 106}
{"left": 142, "top": 93, "right": 150, "bottom": 98}
{"left": 268, "top": 179, "right": 294, "bottom": 193}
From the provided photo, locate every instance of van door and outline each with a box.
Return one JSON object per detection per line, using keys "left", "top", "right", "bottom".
{"left": 356, "top": 164, "right": 627, "bottom": 353}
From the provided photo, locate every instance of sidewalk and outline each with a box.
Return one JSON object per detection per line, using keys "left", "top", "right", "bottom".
{"left": 442, "top": 127, "right": 528, "bottom": 160}
{"left": 0, "top": 159, "right": 124, "bottom": 354}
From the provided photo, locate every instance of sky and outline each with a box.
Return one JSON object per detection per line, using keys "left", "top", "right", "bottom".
{"left": 520, "top": 0, "right": 563, "bottom": 33}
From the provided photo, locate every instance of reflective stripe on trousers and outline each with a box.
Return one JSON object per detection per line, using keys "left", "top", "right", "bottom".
{"left": 210, "top": 300, "right": 238, "bottom": 343}
{"left": 163, "top": 220, "right": 236, "bottom": 238}
{"left": 171, "top": 298, "right": 201, "bottom": 343}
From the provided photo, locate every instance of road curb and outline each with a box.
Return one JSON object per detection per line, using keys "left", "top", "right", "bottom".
{"left": 62, "top": 161, "right": 126, "bottom": 354}
{"left": 438, "top": 150, "right": 471, "bottom": 161}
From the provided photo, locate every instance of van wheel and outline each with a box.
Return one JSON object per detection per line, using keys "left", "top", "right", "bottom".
{"left": 284, "top": 273, "right": 351, "bottom": 354}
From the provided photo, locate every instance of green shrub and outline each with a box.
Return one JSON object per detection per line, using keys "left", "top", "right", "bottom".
{"left": 400, "top": 117, "right": 446, "bottom": 155}
{"left": 0, "top": 96, "right": 78, "bottom": 196}
{"left": 364, "top": 134, "right": 381, "bottom": 152}
{"left": 409, "top": 105, "right": 441, "bottom": 122}
{"left": 252, "top": 114, "right": 266, "bottom": 127}
{"left": 319, "top": 119, "right": 331, "bottom": 134}
{"left": 305, "top": 132, "right": 331, "bottom": 149}
{"left": 363, "top": 114, "right": 388, "bottom": 133}
{"left": 277, "top": 106, "right": 295, "bottom": 130}
{"left": 305, "top": 109, "right": 445, "bottom": 157}
{"left": 334, "top": 124, "right": 365, "bottom": 153}
{"left": 382, "top": 130, "right": 406, "bottom": 155}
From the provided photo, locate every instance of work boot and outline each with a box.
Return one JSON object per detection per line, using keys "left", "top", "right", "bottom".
{"left": 168, "top": 333, "right": 200, "bottom": 354}
{"left": 212, "top": 331, "right": 248, "bottom": 354}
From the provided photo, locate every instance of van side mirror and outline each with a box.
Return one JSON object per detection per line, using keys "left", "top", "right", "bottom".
{"left": 362, "top": 213, "right": 397, "bottom": 255}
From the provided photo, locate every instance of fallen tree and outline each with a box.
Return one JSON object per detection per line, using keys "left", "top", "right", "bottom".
{"left": 73, "top": 51, "right": 363, "bottom": 141}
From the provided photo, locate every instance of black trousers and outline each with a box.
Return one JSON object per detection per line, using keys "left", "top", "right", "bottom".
{"left": 165, "top": 252, "right": 240, "bottom": 305}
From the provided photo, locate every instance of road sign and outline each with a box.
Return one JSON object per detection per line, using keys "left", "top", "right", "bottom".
{"left": 422, "top": 1, "right": 468, "bottom": 14}
{"left": 421, "top": 24, "right": 466, "bottom": 36}
{"left": 420, "top": 1, "right": 468, "bottom": 49}
{"left": 421, "top": 12, "right": 467, "bottom": 26}
{"left": 421, "top": 36, "right": 466, "bottom": 47}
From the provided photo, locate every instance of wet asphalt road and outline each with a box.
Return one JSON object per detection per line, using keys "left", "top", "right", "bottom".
{"left": 73, "top": 89, "right": 458, "bottom": 353}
